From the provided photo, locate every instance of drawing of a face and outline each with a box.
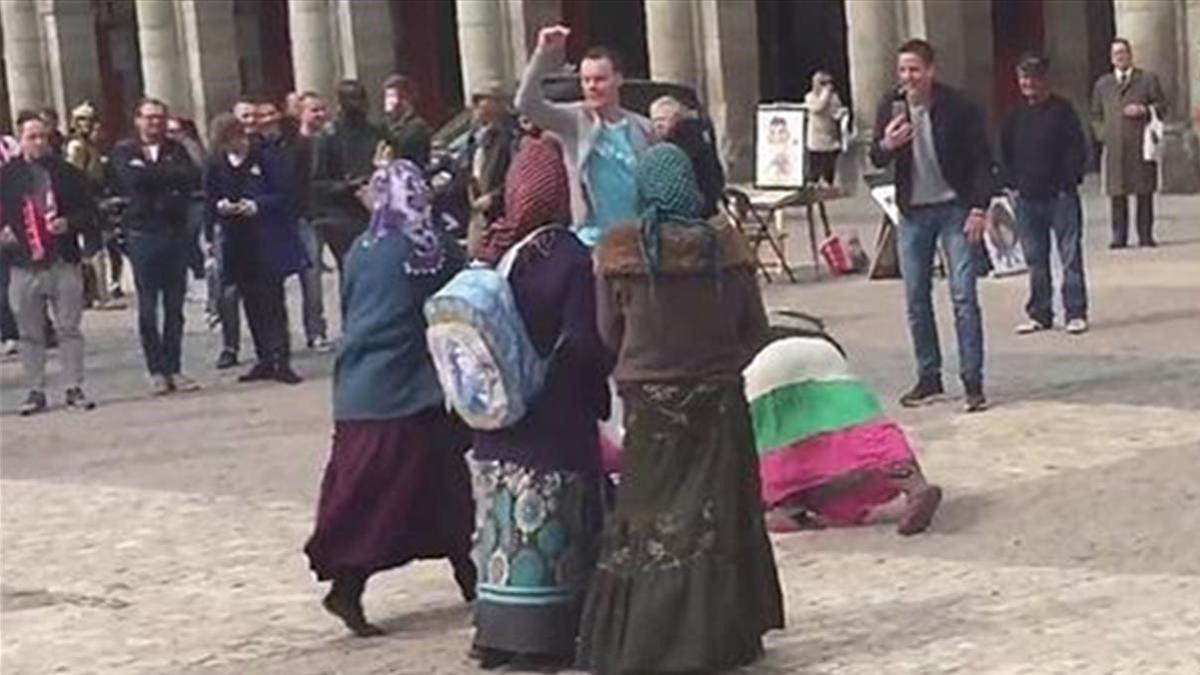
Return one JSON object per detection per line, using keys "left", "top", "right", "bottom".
{"left": 767, "top": 117, "right": 790, "bottom": 145}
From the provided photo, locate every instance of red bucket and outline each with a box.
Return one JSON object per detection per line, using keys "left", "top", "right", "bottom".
{"left": 819, "top": 235, "right": 851, "bottom": 275}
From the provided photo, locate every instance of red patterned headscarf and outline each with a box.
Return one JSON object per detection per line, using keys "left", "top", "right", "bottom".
{"left": 478, "top": 135, "right": 570, "bottom": 263}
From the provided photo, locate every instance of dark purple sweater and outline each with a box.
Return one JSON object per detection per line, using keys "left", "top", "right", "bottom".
{"left": 472, "top": 229, "right": 613, "bottom": 475}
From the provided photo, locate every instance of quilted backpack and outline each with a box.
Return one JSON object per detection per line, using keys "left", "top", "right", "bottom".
{"left": 424, "top": 226, "right": 562, "bottom": 430}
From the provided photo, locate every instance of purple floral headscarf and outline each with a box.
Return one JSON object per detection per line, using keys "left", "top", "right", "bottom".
{"left": 364, "top": 158, "right": 446, "bottom": 276}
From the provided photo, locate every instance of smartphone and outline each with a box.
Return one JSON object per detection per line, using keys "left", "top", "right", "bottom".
{"left": 891, "top": 99, "right": 909, "bottom": 122}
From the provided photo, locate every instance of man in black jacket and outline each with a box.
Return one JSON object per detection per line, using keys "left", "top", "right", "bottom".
{"left": 110, "top": 98, "right": 202, "bottom": 395}
{"left": 0, "top": 111, "right": 97, "bottom": 414}
{"left": 311, "top": 80, "right": 387, "bottom": 281}
{"left": 870, "top": 39, "right": 995, "bottom": 413}
{"left": 1002, "top": 54, "right": 1090, "bottom": 336}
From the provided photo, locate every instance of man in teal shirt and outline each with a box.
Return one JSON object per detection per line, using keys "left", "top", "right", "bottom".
{"left": 516, "top": 26, "right": 653, "bottom": 246}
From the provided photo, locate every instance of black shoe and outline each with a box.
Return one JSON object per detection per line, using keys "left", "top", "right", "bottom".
{"left": 322, "top": 584, "right": 383, "bottom": 637}
{"left": 963, "top": 381, "right": 988, "bottom": 413}
{"left": 451, "top": 557, "right": 478, "bottom": 603}
{"left": 900, "top": 375, "right": 944, "bottom": 407}
{"left": 215, "top": 349, "right": 238, "bottom": 370}
{"left": 273, "top": 364, "right": 303, "bottom": 385}
{"left": 471, "top": 646, "right": 514, "bottom": 670}
{"left": 1139, "top": 239, "right": 1158, "bottom": 248}
{"left": 238, "top": 362, "right": 276, "bottom": 382}
{"left": 1109, "top": 241, "right": 1128, "bottom": 250}
{"left": 64, "top": 387, "right": 96, "bottom": 411}
{"left": 18, "top": 390, "right": 48, "bottom": 416}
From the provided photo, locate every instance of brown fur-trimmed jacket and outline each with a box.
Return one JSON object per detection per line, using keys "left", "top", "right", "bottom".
{"left": 594, "top": 221, "right": 768, "bottom": 383}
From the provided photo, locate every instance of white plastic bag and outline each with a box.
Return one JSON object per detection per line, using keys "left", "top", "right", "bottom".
{"left": 1143, "top": 107, "right": 1164, "bottom": 162}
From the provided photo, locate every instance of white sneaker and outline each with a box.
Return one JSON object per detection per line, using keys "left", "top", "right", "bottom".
{"left": 1, "top": 339, "right": 18, "bottom": 356}
{"left": 1065, "top": 318, "right": 1089, "bottom": 335}
{"left": 308, "top": 336, "right": 334, "bottom": 353}
{"left": 1015, "top": 320, "right": 1051, "bottom": 335}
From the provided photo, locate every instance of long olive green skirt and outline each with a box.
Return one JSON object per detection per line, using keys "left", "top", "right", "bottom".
{"left": 578, "top": 381, "right": 785, "bottom": 674}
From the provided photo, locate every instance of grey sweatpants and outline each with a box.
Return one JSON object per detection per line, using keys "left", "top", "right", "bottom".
{"left": 8, "top": 262, "right": 85, "bottom": 391}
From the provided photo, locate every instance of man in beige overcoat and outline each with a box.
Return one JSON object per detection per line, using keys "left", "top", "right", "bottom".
{"left": 1091, "top": 38, "right": 1167, "bottom": 248}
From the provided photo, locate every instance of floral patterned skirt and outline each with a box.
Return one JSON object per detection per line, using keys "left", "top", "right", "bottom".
{"left": 468, "top": 453, "right": 603, "bottom": 658}
{"left": 577, "top": 381, "right": 786, "bottom": 675}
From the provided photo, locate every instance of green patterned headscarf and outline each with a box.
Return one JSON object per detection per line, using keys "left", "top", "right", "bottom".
{"left": 635, "top": 143, "right": 716, "bottom": 274}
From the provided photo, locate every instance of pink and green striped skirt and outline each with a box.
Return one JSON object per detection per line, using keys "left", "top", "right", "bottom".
{"left": 745, "top": 336, "right": 918, "bottom": 525}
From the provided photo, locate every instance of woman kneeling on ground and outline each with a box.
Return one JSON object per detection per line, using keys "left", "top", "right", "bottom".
{"left": 746, "top": 330, "right": 943, "bottom": 535}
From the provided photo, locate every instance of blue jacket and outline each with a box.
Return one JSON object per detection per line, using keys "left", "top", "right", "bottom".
{"left": 333, "top": 230, "right": 462, "bottom": 421}
{"left": 203, "top": 147, "right": 308, "bottom": 284}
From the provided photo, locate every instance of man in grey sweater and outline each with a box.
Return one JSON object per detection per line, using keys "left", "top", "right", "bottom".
{"left": 515, "top": 25, "right": 654, "bottom": 247}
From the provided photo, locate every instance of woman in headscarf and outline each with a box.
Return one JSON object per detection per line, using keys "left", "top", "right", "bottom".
{"left": 468, "top": 136, "right": 612, "bottom": 670}
{"left": 303, "top": 159, "right": 476, "bottom": 637}
{"left": 746, "top": 329, "right": 943, "bottom": 535}
{"left": 579, "top": 144, "right": 784, "bottom": 674}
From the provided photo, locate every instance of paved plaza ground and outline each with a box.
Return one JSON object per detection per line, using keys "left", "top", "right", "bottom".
{"left": 2, "top": 179, "right": 1199, "bottom": 674}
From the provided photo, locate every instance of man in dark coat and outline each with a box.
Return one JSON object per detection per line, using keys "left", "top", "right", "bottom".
{"left": 0, "top": 111, "right": 98, "bottom": 414}
{"left": 311, "top": 80, "right": 387, "bottom": 279}
{"left": 109, "top": 98, "right": 203, "bottom": 394}
{"left": 462, "top": 81, "right": 517, "bottom": 258}
{"left": 1091, "top": 38, "right": 1167, "bottom": 248}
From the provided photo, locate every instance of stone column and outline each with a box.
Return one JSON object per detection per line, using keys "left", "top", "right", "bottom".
{"left": 845, "top": 0, "right": 901, "bottom": 140}
{"left": 645, "top": 0, "right": 698, "bottom": 88}
{"left": 456, "top": 0, "right": 510, "bottom": 100}
{"left": 43, "top": 0, "right": 103, "bottom": 123}
{"left": 178, "top": 0, "right": 241, "bottom": 137}
{"left": 135, "top": 0, "right": 186, "bottom": 111}
{"left": 2, "top": 0, "right": 48, "bottom": 117}
{"left": 505, "top": 0, "right": 561, "bottom": 76}
{"left": 334, "top": 0, "right": 395, "bottom": 113}
{"left": 1188, "top": 0, "right": 1200, "bottom": 122}
{"left": 698, "top": 0, "right": 758, "bottom": 182}
{"left": 288, "top": 0, "right": 337, "bottom": 99}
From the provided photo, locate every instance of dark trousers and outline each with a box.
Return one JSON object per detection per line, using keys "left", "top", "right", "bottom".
{"left": 317, "top": 220, "right": 365, "bottom": 286}
{"left": 238, "top": 277, "right": 290, "bottom": 367}
{"left": 1016, "top": 192, "right": 1088, "bottom": 325}
{"left": 217, "top": 285, "right": 242, "bottom": 354}
{"left": 0, "top": 260, "right": 18, "bottom": 341}
{"left": 127, "top": 231, "right": 188, "bottom": 376}
{"left": 808, "top": 150, "right": 839, "bottom": 184}
{"left": 1110, "top": 193, "right": 1154, "bottom": 246}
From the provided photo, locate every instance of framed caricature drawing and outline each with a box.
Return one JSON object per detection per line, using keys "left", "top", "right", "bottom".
{"left": 755, "top": 104, "right": 808, "bottom": 189}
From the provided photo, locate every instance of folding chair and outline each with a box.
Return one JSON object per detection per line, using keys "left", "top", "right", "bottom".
{"left": 720, "top": 187, "right": 798, "bottom": 283}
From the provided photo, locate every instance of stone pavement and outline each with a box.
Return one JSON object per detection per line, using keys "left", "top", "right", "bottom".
{"left": 2, "top": 181, "right": 1199, "bottom": 674}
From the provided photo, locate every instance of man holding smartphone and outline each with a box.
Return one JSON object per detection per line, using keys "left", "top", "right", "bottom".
{"left": 869, "top": 39, "right": 995, "bottom": 413}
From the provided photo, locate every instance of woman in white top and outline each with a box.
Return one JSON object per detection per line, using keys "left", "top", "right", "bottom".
{"left": 804, "top": 70, "right": 848, "bottom": 186}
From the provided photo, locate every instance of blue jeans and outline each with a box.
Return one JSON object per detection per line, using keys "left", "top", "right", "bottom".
{"left": 898, "top": 203, "right": 984, "bottom": 385}
{"left": 127, "top": 231, "right": 189, "bottom": 375}
{"left": 1016, "top": 192, "right": 1088, "bottom": 325}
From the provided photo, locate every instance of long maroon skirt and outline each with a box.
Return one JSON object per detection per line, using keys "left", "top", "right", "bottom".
{"left": 304, "top": 407, "right": 474, "bottom": 581}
